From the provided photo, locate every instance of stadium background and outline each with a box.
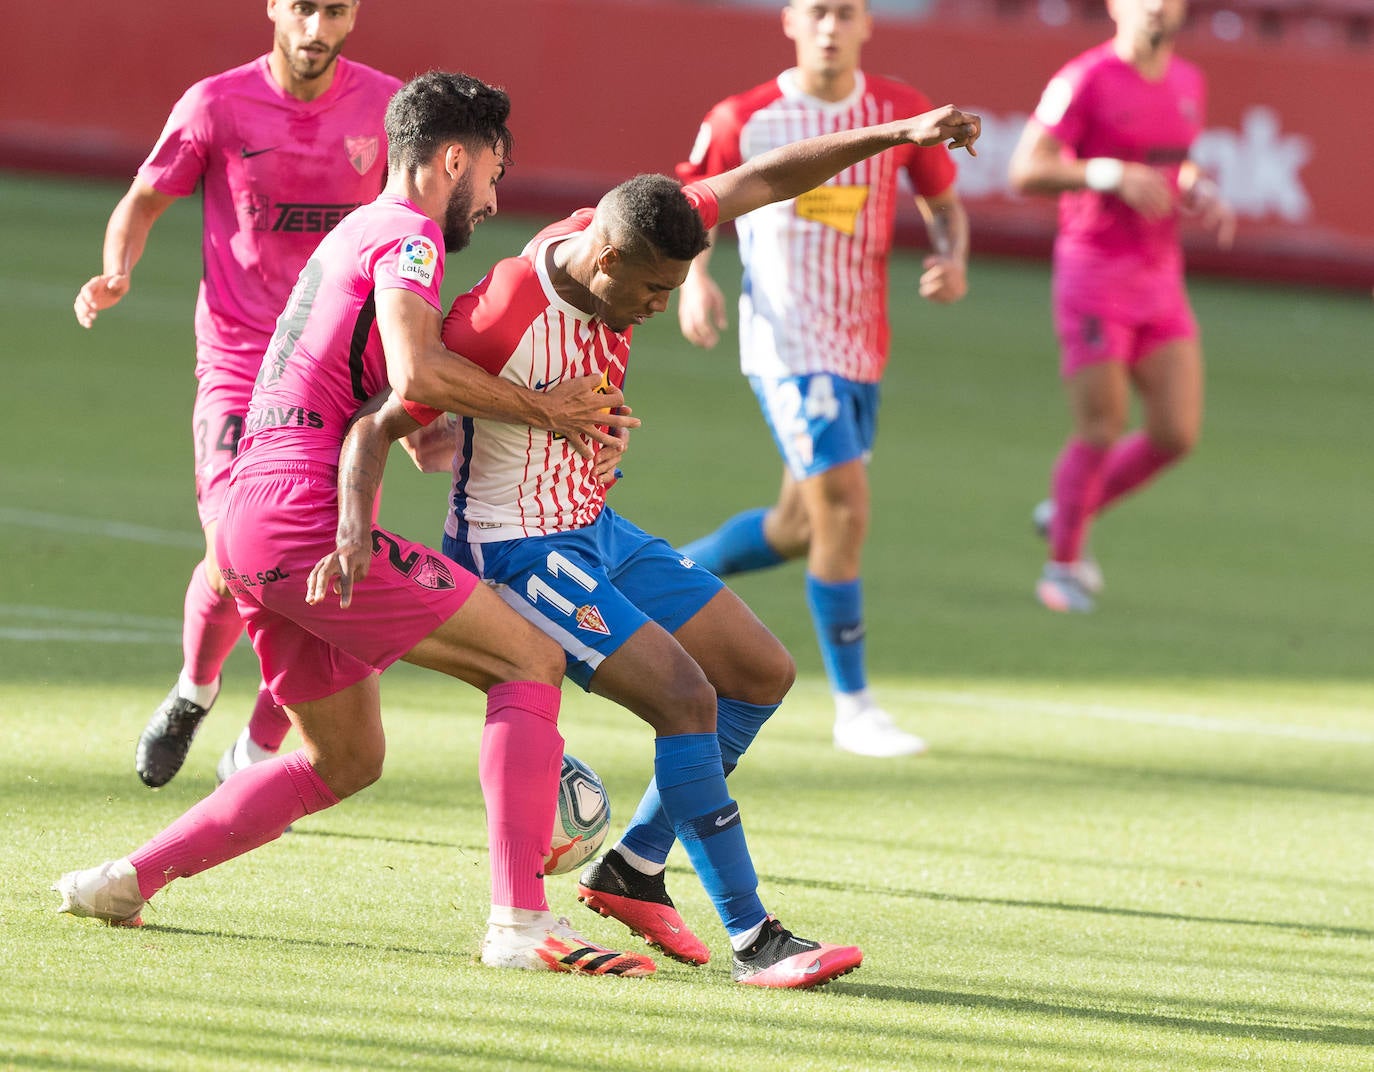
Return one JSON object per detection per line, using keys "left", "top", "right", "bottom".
{"left": 2, "top": 0, "right": 1371, "bottom": 288}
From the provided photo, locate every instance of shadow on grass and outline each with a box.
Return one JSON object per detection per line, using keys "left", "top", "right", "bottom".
{"left": 753, "top": 869, "right": 1374, "bottom": 942}
{"left": 839, "top": 981, "right": 1374, "bottom": 1048}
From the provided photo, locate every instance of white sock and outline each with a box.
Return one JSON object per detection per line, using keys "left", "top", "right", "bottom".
{"left": 487, "top": 906, "right": 554, "bottom": 929}
{"left": 231, "top": 728, "right": 275, "bottom": 768}
{"left": 833, "top": 689, "right": 873, "bottom": 724}
{"left": 612, "top": 842, "right": 665, "bottom": 876}
{"left": 729, "top": 918, "right": 767, "bottom": 953}
{"left": 176, "top": 668, "right": 219, "bottom": 709}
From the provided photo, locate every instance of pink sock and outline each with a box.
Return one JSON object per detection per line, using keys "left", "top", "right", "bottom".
{"left": 1050, "top": 438, "right": 1109, "bottom": 564}
{"left": 479, "top": 681, "right": 563, "bottom": 913}
{"left": 183, "top": 564, "right": 244, "bottom": 686}
{"left": 1096, "top": 432, "right": 1182, "bottom": 514}
{"left": 128, "top": 750, "right": 338, "bottom": 900}
{"left": 247, "top": 686, "right": 293, "bottom": 752}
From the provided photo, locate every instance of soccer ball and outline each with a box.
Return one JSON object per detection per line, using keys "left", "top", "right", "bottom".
{"left": 544, "top": 753, "right": 611, "bottom": 876}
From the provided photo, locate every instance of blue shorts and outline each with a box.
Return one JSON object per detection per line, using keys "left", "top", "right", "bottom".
{"left": 442, "top": 508, "right": 722, "bottom": 690}
{"left": 750, "top": 373, "right": 880, "bottom": 480}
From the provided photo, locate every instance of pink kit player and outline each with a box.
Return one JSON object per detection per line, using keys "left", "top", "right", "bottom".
{"left": 55, "top": 72, "right": 651, "bottom": 977}
{"left": 1009, "top": 0, "right": 1233, "bottom": 613}
{"left": 73, "top": 0, "right": 402, "bottom": 787}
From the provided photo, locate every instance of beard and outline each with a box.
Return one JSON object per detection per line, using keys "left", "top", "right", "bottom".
{"left": 278, "top": 32, "right": 344, "bottom": 81}
{"left": 441, "top": 169, "right": 478, "bottom": 252}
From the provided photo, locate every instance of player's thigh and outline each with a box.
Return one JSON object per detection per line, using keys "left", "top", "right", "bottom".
{"left": 673, "top": 588, "right": 795, "bottom": 706}
{"left": 1064, "top": 359, "right": 1132, "bottom": 445}
{"left": 402, "top": 580, "right": 564, "bottom": 690}
{"left": 1131, "top": 336, "right": 1204, "bottom": 454}
{"left": 192, "top": 373, "right": 251, "bottom": 530}
{"left": 286, "top": 672, "right": 385, "bottom": 799}
{"left": 589, "top": 620, "right": 717, "bottom": 736}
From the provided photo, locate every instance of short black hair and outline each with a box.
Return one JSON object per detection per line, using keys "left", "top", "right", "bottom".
{"left": 600, "top": 174, "right": 710, "bottom": 263}
{"left": 385, "top": 71, "right": 513, "bottom": 173}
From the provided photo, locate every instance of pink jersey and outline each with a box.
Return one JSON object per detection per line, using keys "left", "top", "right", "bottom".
{"left": 430, "top": 185, "right": 721, "bottom": 543}
{"left": 234, "top": 194, "right": 445, "bottom": 474}
{"left": 139, "top": 55, "right": 400, "bottom": 381}
{"left": 1034, "top": 41, "right": 1205, "bottom": 285}
{"left": 676, "top": 69, "right": 955, "bottom": 383}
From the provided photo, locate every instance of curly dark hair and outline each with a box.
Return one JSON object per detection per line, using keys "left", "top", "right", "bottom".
{"left": 600, "top": 174, "right": 711, "bottom": 264}
{"left": 385, "top": 71, "right": 513, "bottom": 173}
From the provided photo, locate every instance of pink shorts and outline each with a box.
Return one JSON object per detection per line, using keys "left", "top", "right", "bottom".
{"left": 1052, "top": 271, "right": 1197, "bottom": 378}
{"left": 216, "top": 464, "right": 479, "bottom": 706}
{"left": 192, "top": 371, "right": 254, "bottom": 528}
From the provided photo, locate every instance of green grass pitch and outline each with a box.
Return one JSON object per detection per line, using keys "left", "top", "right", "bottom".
{"left": 1, "top": 171, "right": 1370, "bottom": 1071}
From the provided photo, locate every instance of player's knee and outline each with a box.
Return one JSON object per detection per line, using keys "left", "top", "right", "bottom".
{"left": 1151, "top": 423, "right": 1198, "bottom": 458}
{"left": 516, "top": 633, "right": 566, "bottom": 688}
{"left": 652, "top": 674, "right": 719, "bottom": 736}
{"left": 737, "top": 641, "right": 795, "bottom": 706}
{"left": 317, "top": 744, "right": 385, "bottom": 799}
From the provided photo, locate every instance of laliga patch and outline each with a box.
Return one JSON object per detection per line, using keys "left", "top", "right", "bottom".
{"left": 794, "top": 185, "right": 869, "bottom": 236}
{"left": 397, "top": 234, "right": 439, "bottom": 287}
{"left": 575, "top": 604, "right": 611, "bottom": 635}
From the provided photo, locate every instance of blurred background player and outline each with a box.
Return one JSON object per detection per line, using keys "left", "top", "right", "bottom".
{"left": 1008, "top": 0, "right": 1233, "bottom": 613}
{"left": 55, "top": 72, "right": 653, "bottom": 977}
{"left": 319, "top": 104, "right": 981, "bottom": 986}
{"left": 674, "top": 0, "right": 969, "bottom": 758}
{"left": 73, "top": 0, "right": 400, "bottom": 786}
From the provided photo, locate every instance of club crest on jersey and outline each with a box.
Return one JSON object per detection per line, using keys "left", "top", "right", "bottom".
{"left": 397, "top": 235, "right": 438, "bottom": 287}
{"left": 345, "top": 135, "right": 379, "bottom": 176}
{"left": 575, "top": 604, "right": 610, "bottom": 635}
{"left": 794, "top": 185, "right": 870, "bottom": 236}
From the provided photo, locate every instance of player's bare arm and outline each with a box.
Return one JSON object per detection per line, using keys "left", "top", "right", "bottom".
{"left": 708, "top": 105, "right": 981, "bottom": 225}
{"left": 74, "top": 179, "right": 177, "bottom": 328}
{"left": 306, "top": 390, "right": 419, "bottom": 609}
{"left": 915, "top": 188, "right": 970, "bottom": 304}
{"left": 1179, "top": 161, "right": 1236, "bottom": 249}
{"left": 376, "top": 288, "right": 640, "bottom": 460}
{"left": 678, "top": 226, "right": 728, "bottom": 349}
{"left": 1009, "top": 119, "right": 1172, "bottom": 220}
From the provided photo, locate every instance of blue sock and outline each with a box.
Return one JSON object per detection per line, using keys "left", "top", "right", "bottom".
{"left": 679, "top": 508, "right": 785, "bottom": 577}
{"left": 805, "top": 574, "right": 866, "bottom": 694}
{"left": 620, "top": 697, "right": 777, "bottom": 866}
{"left": 650, "top": 733, "right": 765, "bottom": 936}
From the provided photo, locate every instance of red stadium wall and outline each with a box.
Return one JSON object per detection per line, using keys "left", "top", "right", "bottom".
{"left": 2, "top": 0, "right": 1369, "bottom": 287}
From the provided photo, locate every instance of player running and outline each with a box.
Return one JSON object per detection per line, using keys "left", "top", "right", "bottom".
{"left": 74, "top": 0, "right": 401, "bottom": 788}
{"left": 1008, "top": 0, "right": 1233, "bottom": 612}
{"left": 675, "top": 0, "right": 970, "bottom": 758}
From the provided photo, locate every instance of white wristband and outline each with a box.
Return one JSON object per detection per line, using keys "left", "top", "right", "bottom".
{"left": 1084, "top": 157, "right": 1125, "bottom": 193}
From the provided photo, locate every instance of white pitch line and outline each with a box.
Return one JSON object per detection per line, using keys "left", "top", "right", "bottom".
{"left": 887, "top": 688, "right": 1374, "bottom": 745}
{"left": 0, "top": 604, "right": 182, "bottom": 645}
{"left": 0, "top": 507, "right": 202, "bottom": 549}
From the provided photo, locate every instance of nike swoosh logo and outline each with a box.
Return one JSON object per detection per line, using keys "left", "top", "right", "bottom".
{"left": 659, "top": 915, "right": 681, "bottom": 934}
{"left": 240, "top": 146, "right": 278, "bottom": 159}
{"left": 715, "top": 810, "right": 739, "bottom": 827}
{"left": 534, "top": 376, "right": 563, "bottom": 391}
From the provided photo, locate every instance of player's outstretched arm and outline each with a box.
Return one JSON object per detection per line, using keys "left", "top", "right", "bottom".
{"left": 708, "top": 105, "right": 981, "bottom": 226}
{"left": 74, "top": 179, "right": 176, "bottom": 328}
{"left": 378, "top": 289, "right": 640, "bottom": 461}
{"left": 307, "top": 390, "right": 420, "bottom": 609}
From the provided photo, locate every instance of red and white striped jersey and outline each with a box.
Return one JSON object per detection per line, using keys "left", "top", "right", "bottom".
{"left": 435, "top": 184, "right": 721, "bottom": 543}
{"left": 676, "top": 69, "right": 956, "bottom": 383}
